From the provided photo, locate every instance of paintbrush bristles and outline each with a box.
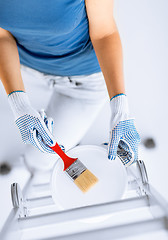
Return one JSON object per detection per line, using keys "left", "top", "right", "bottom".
{"left": 74, "top": 169, "right": 98, "bottom": 193}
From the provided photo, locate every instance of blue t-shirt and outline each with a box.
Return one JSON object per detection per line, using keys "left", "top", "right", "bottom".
{"left": 0, "top": 0, "right": 101, "bottom": 76}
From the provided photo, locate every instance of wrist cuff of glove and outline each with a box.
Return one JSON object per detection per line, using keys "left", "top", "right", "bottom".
{"left": 110, "top": 94, "right": 129, "bottom": 116}
{"left": 110, "top": 93, "right": 126, "bottom": 101}
{"left": 8, "top": 91, "right": 31, "bottom": 119}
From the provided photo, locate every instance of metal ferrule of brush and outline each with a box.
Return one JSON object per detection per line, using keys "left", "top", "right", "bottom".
{"left": 65, "top": 159, "right": 87, "bottom": 181}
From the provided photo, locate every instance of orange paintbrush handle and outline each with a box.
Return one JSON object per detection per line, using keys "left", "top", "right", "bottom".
{"left": 50, "top": 143, "right": 78, "bottom": 171}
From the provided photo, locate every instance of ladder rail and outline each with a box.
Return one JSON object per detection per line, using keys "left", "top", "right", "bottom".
{"left": 0, "top": 174, "right": 33, "bottom": 240}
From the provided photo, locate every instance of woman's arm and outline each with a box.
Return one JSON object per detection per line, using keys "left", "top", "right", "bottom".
{"left": 0, "top": 27, "right": 25, "bottom": 94}
{"left": 85, "top": 0, "right": 125, "bottom": 99}
{"left": 85, "top": 0, "right": 141, "bottom": 166}
{"left": 0, "top": 28, "right": 55, "bottom": 153}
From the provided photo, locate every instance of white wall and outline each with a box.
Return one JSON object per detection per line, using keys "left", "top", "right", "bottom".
{"left": 115, "top": 0, "right": 168, "bottom": 200}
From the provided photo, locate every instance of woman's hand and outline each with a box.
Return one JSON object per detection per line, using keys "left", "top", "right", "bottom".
{"left": 108, "top": 94, "right": 141, "bottom": 166}
{"left": 8, "top": 91, "right": 55, "bottom": 153}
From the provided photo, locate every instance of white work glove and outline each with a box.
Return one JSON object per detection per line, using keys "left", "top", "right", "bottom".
{"left": 32, "top": 109, "right": 65, "bottom": 153}
{"left": 108, "top": 94, "right": 141, "bottom": 166}
{"left": 8, "top": 91, "right": 55, "bottom": 153}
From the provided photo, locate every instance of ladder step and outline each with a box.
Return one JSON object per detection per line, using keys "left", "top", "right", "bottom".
{"left": 31, "top": 183, "right": 50, "bottom": 192}
{"left": 21, "top": 215, "right": 167, "bottom": 240}
{"left": 27, "top": 191, "right": 51, "bottom": 199}
{"left": 19, "top": 196, "right": 149, "bottom": 229}
{"left": 27, "top": 196, "right": 54, "bottom": 208}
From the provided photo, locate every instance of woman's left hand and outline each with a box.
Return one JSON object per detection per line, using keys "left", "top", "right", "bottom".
{"left": 108, "top": 94, "right": 141, "bottom": 166}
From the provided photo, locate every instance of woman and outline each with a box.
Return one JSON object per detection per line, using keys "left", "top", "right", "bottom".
{"left": 0, "top": 0, "right": 140, "bottom": 167}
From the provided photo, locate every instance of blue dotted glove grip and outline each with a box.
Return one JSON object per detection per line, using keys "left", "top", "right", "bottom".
{"left": 16, "top": 114, "right": 54, "bottom": 153}
{"left": 108, "top": 119, "right": 141, "bottom": 165}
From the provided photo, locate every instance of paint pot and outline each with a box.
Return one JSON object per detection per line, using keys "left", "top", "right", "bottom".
{"left": 50, "top": 145, "right": 127, "bottom": 210}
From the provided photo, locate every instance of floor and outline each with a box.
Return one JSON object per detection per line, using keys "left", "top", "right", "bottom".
{"left": 0, "top": 0, "right": 168, "bottom": 237}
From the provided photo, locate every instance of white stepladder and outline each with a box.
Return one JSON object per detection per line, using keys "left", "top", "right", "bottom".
{"left": 0, "top": 149, "right": 168, "bottom": 240}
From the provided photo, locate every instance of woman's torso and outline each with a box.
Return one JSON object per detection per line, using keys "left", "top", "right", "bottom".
{"left": 0, "top": 0, "right": 101, "bottom": 76}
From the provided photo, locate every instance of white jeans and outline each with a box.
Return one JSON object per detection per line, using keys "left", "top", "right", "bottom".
{"left": 20, "top": 64, "right": 109, "bottom": 170}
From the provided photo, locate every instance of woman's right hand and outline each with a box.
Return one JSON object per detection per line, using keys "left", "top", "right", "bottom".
{"left": 8, "top": 91, "right": 55, "bottom": 153}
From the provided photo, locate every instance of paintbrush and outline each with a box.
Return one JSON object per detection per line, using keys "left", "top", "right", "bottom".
{"left": 50, "top": 143, "right": 98, "bottom": 193}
